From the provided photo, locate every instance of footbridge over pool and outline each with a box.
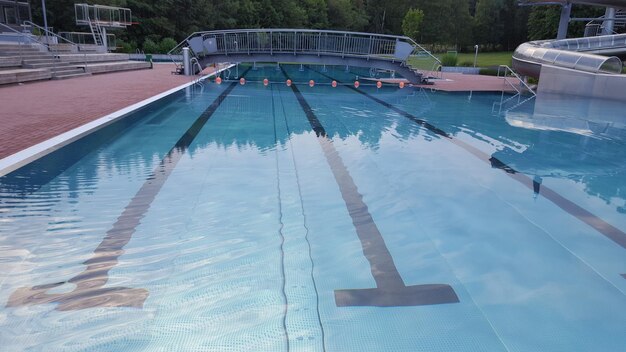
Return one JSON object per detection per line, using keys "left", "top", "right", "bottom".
{"left": 169, "top": 29, "right": 442, "bottom": 84}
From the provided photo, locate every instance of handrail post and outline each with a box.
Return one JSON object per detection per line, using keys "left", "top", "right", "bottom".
{"left": 318, "top": 32, "right": 321, "bottom": 56}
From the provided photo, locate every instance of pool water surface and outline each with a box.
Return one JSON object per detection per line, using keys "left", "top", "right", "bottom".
{"left": 0, "top": 64, "right": 625, "bottom": 351}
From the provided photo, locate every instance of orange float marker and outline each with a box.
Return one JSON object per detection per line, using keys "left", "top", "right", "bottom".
{"left": 399, "top": 81, "right": 405, "bottom": 89}
{"left": 309, "top": 80, "right": 315, "bottom": 87}
{"left": 354, "top": 81, "right": 360, "bottom": 88}
{"left": 286, "top": 79, "right": 292, "bottom": 87}
{"left": 215, "top": 76, "right": 222, "bottom": 84}
{"left": 376, "top": 81, "right": 382, "bottom": 89}
{"left": 263, "top": 78, "right": 269, "bottom": 86}
{"left": 240, "top": 77, "right": 246, "bottom": 85}
{"left": 331, "top": 80, "right": 337, "bottom": 88}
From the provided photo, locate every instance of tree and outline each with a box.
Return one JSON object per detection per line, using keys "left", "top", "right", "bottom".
{"left": 473, "top": 0, "right": 505, "bottom": 48}
{"left": 327, "top": 0, "right": 368, "bottom": 31}
{"left": 449, "top": 0, "right": 474, "bottom": 49}
{"left": 412, "top": 0, "right": 461, "bottom": 45}
{"left": 402, "top": 8, "right": 424, "bottom": 41}
{"left": 303, "top": 0, "right": 329, "bottom": 29}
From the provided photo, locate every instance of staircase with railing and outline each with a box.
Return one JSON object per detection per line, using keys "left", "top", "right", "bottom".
{"left": 0, "top": 22, "right": 91, "bottom": 81}
{"left": 585, "top": 9, "right": 626, "bottom": 36}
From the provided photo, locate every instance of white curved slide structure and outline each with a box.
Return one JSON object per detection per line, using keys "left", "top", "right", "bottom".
{"left": 512, "top": 34, "right": 625, "bottom": 78}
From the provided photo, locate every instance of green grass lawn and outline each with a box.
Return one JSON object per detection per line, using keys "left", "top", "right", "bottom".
{"left": 408, "top": 51, "right": 512, "bottom": 69}
{"left": 437, "top": 51, "right": 513, "bottom": 67}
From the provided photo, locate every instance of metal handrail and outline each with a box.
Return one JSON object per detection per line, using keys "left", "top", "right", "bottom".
{"left": 58, "top": 31, "right": 115, "bottom": 47}
{"left": 0, "top": 22, "right": 50, "bottom": 52}
{"left": 22, "top": 21, "right": 76, "bottom": 46}
{"left": 497, "top": 65, "right": 537, "bottom": 96}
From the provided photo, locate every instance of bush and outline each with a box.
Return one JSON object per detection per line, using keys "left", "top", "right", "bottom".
{"left": 142, "top": 39, "right": 159, "bottom": 54}
{"left": 116, "top": 39, "right": 137, "bottom": 53}
{"left": 459, "top": 61, "right": 474, "bottom": 67}
{"left": 479, "top": 68, "right": 499, "bottom": 76}
{"left": 440, "top": 53, "right": 458, "bottom": 67}
{"left": 159, "top": 37, "right": 178, "bottom": 54}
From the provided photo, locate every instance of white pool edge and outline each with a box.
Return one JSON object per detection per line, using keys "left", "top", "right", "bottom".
{"left": 0, "top": 64, "right": 234, "bottom": 177}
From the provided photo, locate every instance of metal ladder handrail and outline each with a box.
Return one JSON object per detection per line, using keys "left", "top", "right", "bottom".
{"left": 497, "top": 65, "right": 536, "bottom": 96}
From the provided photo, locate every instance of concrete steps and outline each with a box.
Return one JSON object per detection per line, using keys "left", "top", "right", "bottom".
{"left": 23, "top": 61, "right": 72, "bottom": 69}
{"left": 52, "top": 72, "right": 91, "bottom": 80}
{"left": 0, "top": 68, "right": 51, "bottom": 85}
{"left": 0, "top": 43, "right": 153, "bottom": 84}
{"left": 83, "top": 61, "right": 152, "bottom": 74}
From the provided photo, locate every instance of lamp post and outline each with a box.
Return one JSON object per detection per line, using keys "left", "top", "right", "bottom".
{"left": 41, "top": 0, "right": 49, "bottom": 45}
{"left": 473, "top": 45, "right": 479, "bottom": 68}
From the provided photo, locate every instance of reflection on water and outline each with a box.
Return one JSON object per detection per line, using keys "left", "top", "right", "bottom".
{"left": 506, "top": 93, "right": 626, "bottom": 140}
{"left": 499, "top": 93, "right": 626, "bottom": 208}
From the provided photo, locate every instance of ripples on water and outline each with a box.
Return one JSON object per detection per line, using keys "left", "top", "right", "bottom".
{"left": 1, "top": 66, "right": 625, "bottom": 351}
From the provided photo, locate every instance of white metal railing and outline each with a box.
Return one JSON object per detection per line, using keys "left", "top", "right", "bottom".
{"left": 22, "top": 21, "right": 76, "bottom": 46}
{"left": 169, "top": 29, "right": 434, "bottom": 65}
{"left": 0, "top": 21, "right": 50, "bottom": 52}
{"left": 74, "top": 3, "right": 132, "bottom": 28}
{"left": 59, "top": 31, "right": 115, "bottom": 48}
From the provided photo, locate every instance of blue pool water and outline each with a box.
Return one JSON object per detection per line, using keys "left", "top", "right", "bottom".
{"left": 0, "top": 64, "right": 625, "bottom": 351}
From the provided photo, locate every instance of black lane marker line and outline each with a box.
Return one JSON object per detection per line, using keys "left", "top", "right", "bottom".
{"left": 270, "top": 84, "right": 290, "bottom": 351}
{"left": 281, "top": 66, "right": 459, "bottom": 307}
{"left": 313, "top": 67, "right": 626, "bottom": 260}
{"left": 7, "top": 80, "right": 242, "bottom": 311}
{"left": 275, "top": 84, "right": 327, "bottom": 350}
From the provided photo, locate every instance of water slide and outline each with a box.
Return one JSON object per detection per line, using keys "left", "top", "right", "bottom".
{"left": 513, "top": 0, "right": 626, "bottom": 78}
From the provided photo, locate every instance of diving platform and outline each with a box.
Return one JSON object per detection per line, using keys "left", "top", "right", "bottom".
{"left": 170, "top": 29, "right": 442, "bottom": 84}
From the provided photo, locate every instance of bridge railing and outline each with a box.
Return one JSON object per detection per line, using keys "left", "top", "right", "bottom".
{"left": 169, "top": 29, "right": 422, "bottom": 63}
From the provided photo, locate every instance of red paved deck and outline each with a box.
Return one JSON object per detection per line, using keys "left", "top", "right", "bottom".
{"left": 367, "top": 72, "right": 521, "bottom": 92}
{"left": 424, "top": 72, "right": 521, "bottom": 92}
{"left": 0, "top": 64, "right": 194, "bottom": 159}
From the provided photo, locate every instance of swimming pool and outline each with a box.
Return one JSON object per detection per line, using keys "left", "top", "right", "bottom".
{"left": 1, "top": 64, "right": 625, "bottom": 351}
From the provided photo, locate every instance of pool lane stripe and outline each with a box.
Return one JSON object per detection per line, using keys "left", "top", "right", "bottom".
{"left": 7, "top": 80, "right": 243, "bottom": 311}
{"left": 280, "top": 66, "right": 459, "bottom": 307}
{"left": 311, "top": 67, "right": 626, "bottom": 255}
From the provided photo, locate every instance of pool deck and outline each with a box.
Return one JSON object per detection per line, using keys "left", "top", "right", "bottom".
{"left": 0, "top": 65, "right": 516, "bottom": 164}
{"left": 365, "top": 72, "right": 521, "bottom": 92}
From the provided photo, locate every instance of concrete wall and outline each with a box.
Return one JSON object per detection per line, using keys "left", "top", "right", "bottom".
{"left": 441, "top": 66, "right": 480, "bottom": 74}
{"left": 538, "top": 64, "right": 626, "bottom": 100}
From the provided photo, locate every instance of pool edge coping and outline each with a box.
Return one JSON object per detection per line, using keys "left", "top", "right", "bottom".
{"left": 0, "top": 64, "right": 234, "bottom": 177}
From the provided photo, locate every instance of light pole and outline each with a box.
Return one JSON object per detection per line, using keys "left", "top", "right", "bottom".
{"left": 41, "top": 0, "right": 49, "bottom": 45}
{"left": 473, "top": 45, "right": 479, "bottom": 68}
